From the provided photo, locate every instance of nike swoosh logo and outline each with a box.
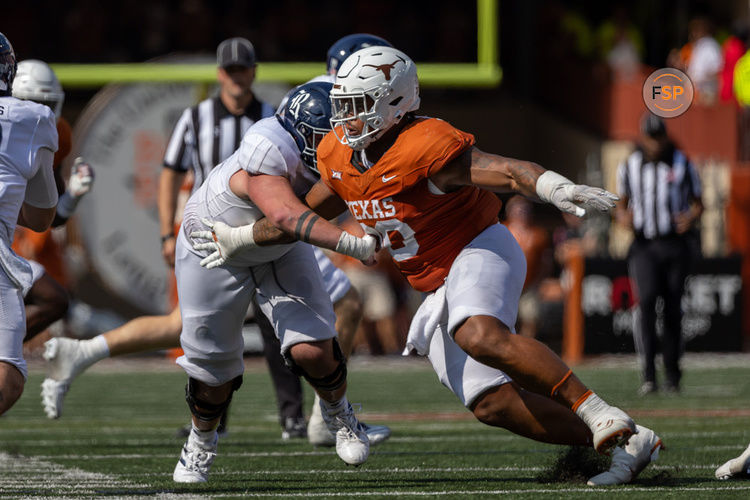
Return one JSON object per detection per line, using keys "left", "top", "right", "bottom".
{"left": 382, "top": 174, "right": 397, "bottom": 182}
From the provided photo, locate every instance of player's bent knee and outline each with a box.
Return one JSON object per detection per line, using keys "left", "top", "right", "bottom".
{"left": 185, "top": 376, "right": 242, "bottom": 422}
{"left": 470, "top": 384, "right": 517, "bottom": 427}
{"left": 285, "top": 338, "right": 347, "bottom": 392}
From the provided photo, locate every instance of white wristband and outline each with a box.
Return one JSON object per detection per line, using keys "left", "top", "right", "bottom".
{"left": 335, "top": 232, "right": 376, "bottom": 260}
{"left": 535, "top": 170, "right": 574, "bottom": 203}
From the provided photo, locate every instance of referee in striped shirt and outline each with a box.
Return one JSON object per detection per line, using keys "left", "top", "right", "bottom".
{"left": 159, "top": 38, "right": 307, "bottom": 438}
{"left": 616, "top": 113, "right": 703, "bottom": 396}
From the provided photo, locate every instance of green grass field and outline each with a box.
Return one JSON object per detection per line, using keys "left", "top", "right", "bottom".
{"left": 2, "top": 354, "right": 749, "bottom": 498}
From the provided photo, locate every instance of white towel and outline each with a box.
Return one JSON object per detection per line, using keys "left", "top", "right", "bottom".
{"left": 403, "top": 285, "right": 447, "bottom": 357}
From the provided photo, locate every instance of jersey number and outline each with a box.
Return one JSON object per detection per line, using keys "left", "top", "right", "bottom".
{"left": 374, "top": 219, "right": 419, "bottom": 261}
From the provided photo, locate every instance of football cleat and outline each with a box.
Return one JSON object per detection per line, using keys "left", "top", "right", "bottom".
{"left": 41, "top": 338, "right": 99, "bottom": 418}
{"left": 319, "top": 399, "right": 369, "bottom": 466}
{"left": 173, "top": 430, "right": 218, "bottom": 483}
{"left": 589, "top": 406, "right": 637, "bottom": 454}
{"left": 587, "top": 425, "right": 663, "bottom": 485}
{"left": 715, "top": 443, "right": 750, "bottom": 480}
{"left": 308, "top": 394, "right": 391, "bottom": 447}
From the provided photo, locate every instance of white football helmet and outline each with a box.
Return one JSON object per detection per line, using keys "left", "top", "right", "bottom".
{"left": 330, "top": 46, "right": 420, "bottom": 150}
{"left": 12, "top": 59, "right": 64, "bottom": 118}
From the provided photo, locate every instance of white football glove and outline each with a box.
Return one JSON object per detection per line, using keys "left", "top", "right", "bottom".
{"left": 535, "top": 171, "right": 618, "bottom": 217}
{"left": 190, "top": 218, "right": 256, "bottom": 269}
{"left": 67, "top": 157, "right": 95, "bottom": 197}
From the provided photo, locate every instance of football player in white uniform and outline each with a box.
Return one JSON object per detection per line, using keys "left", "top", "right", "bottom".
{"left": 172, "top": 82, "right": 375, "bottom": 483}
{"left": 0, "top": 33, "right": 59, "bottom": 415}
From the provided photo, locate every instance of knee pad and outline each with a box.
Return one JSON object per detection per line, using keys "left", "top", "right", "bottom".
{"left": 284, "top": 338, "right": 347, "bottom": 392}
{"left": 185, "top": 375, "right": 242, "bottom": 422}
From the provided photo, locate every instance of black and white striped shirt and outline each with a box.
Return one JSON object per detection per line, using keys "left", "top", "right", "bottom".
{"left": 162, "top": 94, "right": 275, "bottom": 191}
{"left": 617, "top": 146, "right": 702, "bottom": 239}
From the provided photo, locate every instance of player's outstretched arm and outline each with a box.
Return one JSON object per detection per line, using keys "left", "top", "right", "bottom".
{"left": 191, "top": 176, "right": 373, "bottom": 268}
{"left": 431, "top": 147, "right": 618, "bottom": 217}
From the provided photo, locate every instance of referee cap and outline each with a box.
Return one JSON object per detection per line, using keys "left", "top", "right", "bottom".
{"left": 217, "top": 37, "right": 256, "bottom": 68}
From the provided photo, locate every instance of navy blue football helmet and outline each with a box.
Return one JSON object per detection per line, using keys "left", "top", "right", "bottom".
{"left": 326, "top": 33, "right": 392, "bottom": 75}
{"left": 0, "top": 32, "right": 17, "bottom": 96}
{"left": 277, "top": 81, "right": 333, "bottom": 174}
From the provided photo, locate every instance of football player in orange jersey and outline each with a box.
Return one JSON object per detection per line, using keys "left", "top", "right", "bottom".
{"left": 12, "top": 60, "right": 94, "bottom": 343}
{"left": 196, "top": 46, "right": 663, "bottom": 485}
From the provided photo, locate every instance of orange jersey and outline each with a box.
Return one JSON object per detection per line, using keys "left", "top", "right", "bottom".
{"left": 317, "top": 117, "right": 501, "bottom": 292}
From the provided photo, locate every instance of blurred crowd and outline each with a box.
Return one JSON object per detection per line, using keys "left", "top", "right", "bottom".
{"left": 546, "top": 4, "right": 747, "bottom": 105}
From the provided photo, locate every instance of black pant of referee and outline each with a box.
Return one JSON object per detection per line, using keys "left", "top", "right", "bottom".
{"left": 628, "top": 234, "right": 692, "bottom": 393}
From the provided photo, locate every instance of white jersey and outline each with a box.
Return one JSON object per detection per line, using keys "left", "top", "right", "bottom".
{"left": 0, "top": 96, "right": 57, "bottom": 244}
{"left": 182, "top": 116, "right": 319, "bottom": 266}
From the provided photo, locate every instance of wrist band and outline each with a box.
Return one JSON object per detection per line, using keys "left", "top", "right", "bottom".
{"left": 160, "top": 234, "right": 175, "bottom": 244}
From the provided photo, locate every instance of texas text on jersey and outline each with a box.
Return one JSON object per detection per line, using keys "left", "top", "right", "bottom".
{"left": 317, "top": 116, "right": 501, "bottom": 292}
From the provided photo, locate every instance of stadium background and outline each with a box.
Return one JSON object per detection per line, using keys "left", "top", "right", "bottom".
{"left": 4, "top": 0, "right": 750, "bottom": 497}
{"left": 5, "top": 0, "right": 750, "bottom": 359}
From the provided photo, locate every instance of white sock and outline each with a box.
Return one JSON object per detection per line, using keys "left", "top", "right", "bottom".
{"left": 81, "top": 335, "right": 110, "bottom": 363}
{"left": 574, "top": 393, "right": 610, "bottom": 428}
{"left": 190, "top": 422, "right": 217, "bottom": 447}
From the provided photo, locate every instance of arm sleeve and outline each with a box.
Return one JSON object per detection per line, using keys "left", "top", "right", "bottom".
{"left": 398, "top": 119, "right": 474, "bottom": 189}
{"left": 421, "top": 120, "right": 475, "bottom": 177}
{"left": 162, "top": 108, "right": 192, "bottom": 171}
{"left": 24, "top": 147, "right": 59, "bottom": 208}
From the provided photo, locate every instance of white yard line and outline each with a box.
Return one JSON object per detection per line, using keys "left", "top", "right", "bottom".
{"left": 202, "top": 485, "right": 750, "bottom": 497}
{"left": 0, "top": 452, "right": 146, "bottom": 495}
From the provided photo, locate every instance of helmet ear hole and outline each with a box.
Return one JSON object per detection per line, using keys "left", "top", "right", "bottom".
{"left": 389, "top": 96, "right": 403, "bottom": 106}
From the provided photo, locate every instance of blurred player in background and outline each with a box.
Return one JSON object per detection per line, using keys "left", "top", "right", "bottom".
{"left": 174, "top": 81, "right": 375, "bottom": 482}
{"left": 0, "top": 33, "right": 59, "bottom": 415}
{"left": 11, "top": 59, "right": 94, "bottom": 345}
{"left": 203, "top": 45, "right": 664, "bottom": 485}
